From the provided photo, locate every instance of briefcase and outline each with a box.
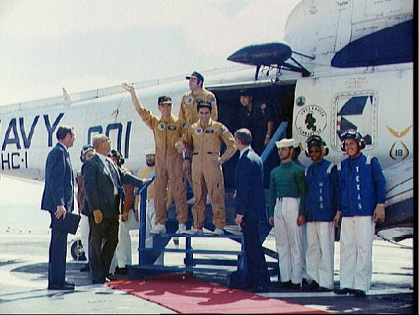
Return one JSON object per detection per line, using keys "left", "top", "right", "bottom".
{"left": 52, "top": 212, "right": 81, "bottom": 235}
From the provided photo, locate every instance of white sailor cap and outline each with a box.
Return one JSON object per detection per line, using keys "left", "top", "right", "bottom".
{"left": 144, "top": 148, "right": 155, "bottom": 156}
{"left": 276, "top": 138, "right": 295, "bottom": 148}
{"left": 292, "top": 139, "right": 302, "bottom": 149}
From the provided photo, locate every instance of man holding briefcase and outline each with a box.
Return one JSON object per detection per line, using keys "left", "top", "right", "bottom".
{"left": 41, "top": 125, "right": 77, "bottom": 291}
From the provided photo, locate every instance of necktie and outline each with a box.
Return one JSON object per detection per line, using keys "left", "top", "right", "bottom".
{"left": 106, "top": 159, "right": 120, "bottom": 190}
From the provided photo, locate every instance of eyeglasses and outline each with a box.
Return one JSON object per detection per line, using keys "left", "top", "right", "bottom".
{"left": 308, "top": 149, "right": 321, "bottom": 154}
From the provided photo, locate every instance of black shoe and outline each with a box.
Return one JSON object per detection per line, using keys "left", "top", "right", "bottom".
{"left": 107, "top": 273, "right": 117, "bottom": 281}
{"left": 48, "top": 283, "right": 75, "bottom": 290}
{"left": 334, "top": 288, "right": 355, "bottom": 295}
{"left": 289, "top": 282, "right": 301, "bottom": 291}
{"left": 64, "top": 281, "right": 75, "bottom": 287}
{"left": 302, "top": 280, "right": 319, "bottom": 291}
{"left": 240, "top": 282, "right": 253, "bottom": 291}
{"left": 250, "top": 285, "right": 270, "bottom": 293}
{"left": 354, "top": 289, "right": 366, "bottom": 298}
{"left": 276, "top": 280, "right": 292, "bottom": 288}
{"left": 115, "top": 267, "right": 128, "bottom": 275}
{"left": 80, "top": 264, "right": 90, "bottom": 272}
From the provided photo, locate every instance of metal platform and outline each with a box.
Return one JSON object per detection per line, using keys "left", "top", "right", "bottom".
{"left": 127, "top": 122, "right": 287, "bottom": 288}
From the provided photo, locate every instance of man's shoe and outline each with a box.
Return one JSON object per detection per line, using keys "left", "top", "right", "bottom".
{"left": 302, "top": 280, "right": 319, "bottom": 291}
{"left": 107, "top": 273, "right": 117, "bottom": 281}
{"left": 176, "top": 223, "right": 187, "bottom": 234}
{"left": 150, "top": 224, "right": 166, "bottom": 234}
{"left": 354, "top": 289, "right": 367, "bottom": 298}
{"left": 334, "top": 288, "right": 355, "bottom": 295}
{"left": 184, "top": 228, "right": 204, "bottom": 235}
{"left": 276, "top": 280, "right": 292, "bottom": 289}
{"left": 48, "top": 283, "right": 75, "bottom": 290}
{"left": 115, "top": 267, "right": 128, "bottom": 275}
{"left": 64, "top": 281, "right": 75, "bottom": 287}
{"left": 213, "top": 228, "right": 224, "bottom": 235}
{"left": 289, "top": 282, "right": 301, "bottom": 290}
{"left": 250, "top": 285, "right": 269, "bottom": 293}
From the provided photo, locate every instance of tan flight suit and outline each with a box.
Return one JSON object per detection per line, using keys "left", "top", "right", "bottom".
{"left": 179, "top": 88, "right": 218, "bottom": 127}
{"left": 183, "top": 119, "right": 236, "bottom": 229}
{"left": 136, "top": 107, "right": 188, "bottom": 225}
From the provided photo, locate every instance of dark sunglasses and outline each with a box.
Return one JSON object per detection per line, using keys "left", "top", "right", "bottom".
{"left": 309, "top": 149, "right": 321, "bottom": 154}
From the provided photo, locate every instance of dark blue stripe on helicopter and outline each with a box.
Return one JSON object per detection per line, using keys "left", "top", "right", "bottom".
{"left": 332, "top": 19, "right": 413, "bottom": 68}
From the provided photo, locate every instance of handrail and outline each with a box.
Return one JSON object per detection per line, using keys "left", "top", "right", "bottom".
{"left": 261, "top": 121, "right": 288, "bottom": 163}
{"left": 135, "top": 171, "right": 155, "bottom": 265}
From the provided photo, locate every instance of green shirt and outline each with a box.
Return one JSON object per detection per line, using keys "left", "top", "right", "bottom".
{"left": 268, "top": 161, "right": 306, "bottom": 218}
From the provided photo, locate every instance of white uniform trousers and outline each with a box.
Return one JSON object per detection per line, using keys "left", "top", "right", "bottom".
{"left": 274, "top": 197, "right": 303, "bottom": 284}
{"left": 301, "top": 223, "right": 309, "bottom": 281}
{"left": 80, "top": 214, "right": 90, "bottom": 262}
{"left": 340, "top": 215, "right": 374, "bottom": 292}
{"left": 110, "top": 210, "right": 138, "bottom": 273}
{"left": 306, "top": 221, "right": 335, "bottom": 289}
{"left": 144, "top": 199, "right": 164, "bottom": 265}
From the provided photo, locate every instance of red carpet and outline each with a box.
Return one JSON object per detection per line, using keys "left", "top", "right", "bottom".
{"left": 107, "top": 274, "right": 327, "bottom": 314}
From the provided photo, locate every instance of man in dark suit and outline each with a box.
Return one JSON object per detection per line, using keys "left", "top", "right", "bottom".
{"left": 82, "top": 134, "right": 149, "bottom": 284}
{"left": 41, "top": 125, "right": 77, "bottom": 290}
{"left": 234, "top": 128, "right": 271, "bottom": 292}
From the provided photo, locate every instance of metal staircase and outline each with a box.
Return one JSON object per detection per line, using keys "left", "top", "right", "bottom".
{"left": 127, "top": 122, "right": 288, "bottom": 288}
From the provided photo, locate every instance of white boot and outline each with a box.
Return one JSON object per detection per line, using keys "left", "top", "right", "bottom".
{"left": 150, "top": 224, "right": 166, "bottom": 234}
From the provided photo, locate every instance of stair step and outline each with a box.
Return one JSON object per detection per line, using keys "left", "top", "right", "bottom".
{"left": 155, "top": 232, "right": 243, "bottom": 239}
{"left": 139, "top": 248, "right": 243, "bottom": 255}
{"left": 128, "top": 264, "right": 235, "bottom": 274}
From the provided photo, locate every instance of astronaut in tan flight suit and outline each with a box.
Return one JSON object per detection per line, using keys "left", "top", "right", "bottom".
{"left": 123, "top": 82, "right": 188, "bottom": 234}
{"left": 177, "top": 100, "right": 236, "bottom": 235}
{"left": 179, "top": 71, "right": 218, "bottom": 127}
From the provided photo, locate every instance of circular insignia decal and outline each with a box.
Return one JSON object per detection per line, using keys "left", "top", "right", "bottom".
{"left": 158, "top": 122, "right": 166, "bottom": 131}
{"left": 186, "top": 96, "right": 194, "bottom": 105}
{"left": 195, "top": 127, "right": 203, "bottom": 135}
{"left": 295, "top": 105, "right": 327, "bottom": 137}
{"left": 296, "top": 96, "right": 306, "bottom": 106}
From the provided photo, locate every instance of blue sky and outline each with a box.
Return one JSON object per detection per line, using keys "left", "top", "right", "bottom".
{"left": 0, "top": 0, "right": 301, "bottom": 106}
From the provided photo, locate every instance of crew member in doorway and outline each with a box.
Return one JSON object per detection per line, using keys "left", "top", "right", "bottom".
{"left": 239, "top": 89, "right": 274, "bottom": 156}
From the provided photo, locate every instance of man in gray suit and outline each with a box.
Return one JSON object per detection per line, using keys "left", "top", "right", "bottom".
{"left": 82, "top": 134, "right": 149, "bottom": 284}
{"left": 41, "top": 125, "right": 77, "bottom": 290}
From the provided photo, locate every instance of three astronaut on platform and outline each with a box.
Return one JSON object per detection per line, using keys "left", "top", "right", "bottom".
{"left": 123, "top": 71, "right": 236, "bottom": 236}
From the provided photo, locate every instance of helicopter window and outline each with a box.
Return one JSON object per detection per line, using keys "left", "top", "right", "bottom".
{"left": 332, "top": 91, "right": 378, "bottom": 151}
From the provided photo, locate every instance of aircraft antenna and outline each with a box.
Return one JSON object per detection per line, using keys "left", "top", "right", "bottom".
{"left": 62, "top": 87, "right": 72, "bottom": 105}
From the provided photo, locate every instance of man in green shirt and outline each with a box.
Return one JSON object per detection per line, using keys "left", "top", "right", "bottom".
{"left": 268, "top": 138, "right": 306, "bottom": 290}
